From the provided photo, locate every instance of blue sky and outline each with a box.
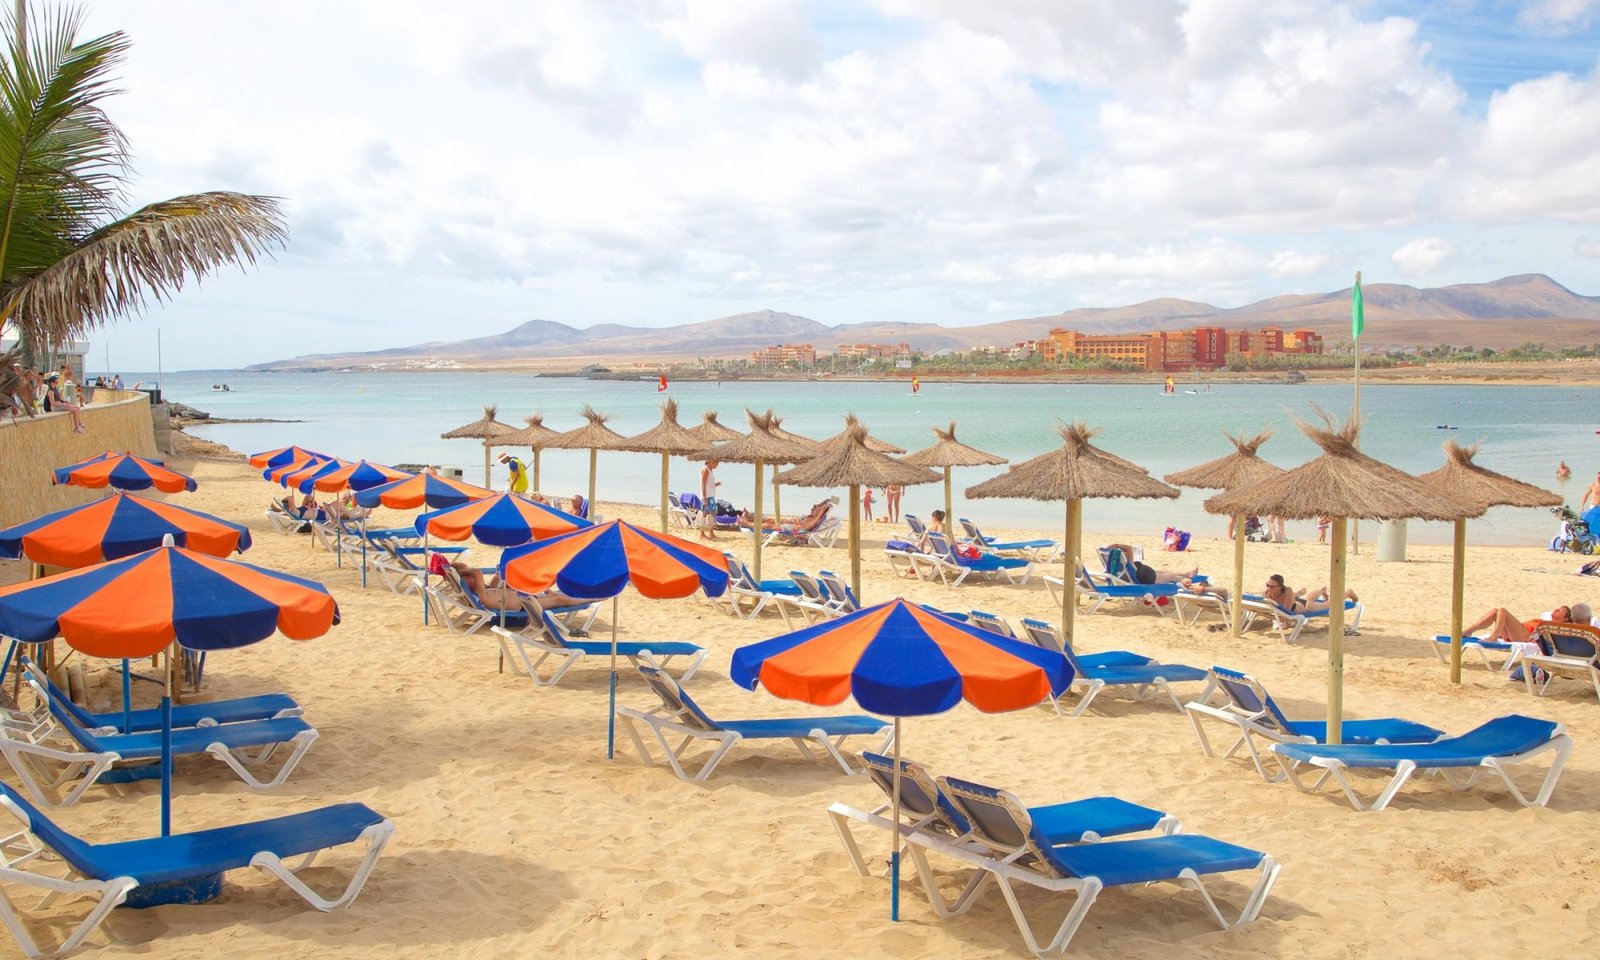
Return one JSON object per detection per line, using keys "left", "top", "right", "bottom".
{"left": 45, "top": 0, "right": 1600, "bottom": 370}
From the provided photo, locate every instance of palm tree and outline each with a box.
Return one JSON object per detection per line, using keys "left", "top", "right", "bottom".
{"left": 0, "top": 4, "right": 285, "bottom": 357}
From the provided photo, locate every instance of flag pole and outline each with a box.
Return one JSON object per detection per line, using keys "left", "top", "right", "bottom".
{"left": 1351, "top": 271, "right": 1363, "bottom": 555}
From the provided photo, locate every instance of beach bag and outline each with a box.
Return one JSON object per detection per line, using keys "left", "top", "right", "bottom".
{"left": 1163, "top": 527, "right": 1191, "bottom": 552}
{"left": 427, "top": 552, "right": 450, "bottom": 576}
{"left": 955, "top": 543, "right": 983, "bottom": 561}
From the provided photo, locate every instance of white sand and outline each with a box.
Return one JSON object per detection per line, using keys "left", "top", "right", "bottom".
{"left": 2, "top": 453, "right": 1598, "bottom": 958}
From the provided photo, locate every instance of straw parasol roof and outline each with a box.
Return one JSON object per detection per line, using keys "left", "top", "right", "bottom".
{"left": 902, "top": 421, "right": 1007, "bottom": 469}
{"left": 768, "top": 413, "right": 823, "bottom": 450}
{"left": 440, "top": 404, "right": 515, "bottom": 440}
{"left": 1164, "top": 430, "right": 1285, "bottom": 491}
{"left": 688, "top": 409, "right": 816, "bottom": 465}
{"left": 618, "top": 398, "right": 712, "bottom": 455}
{"left": 967, "top": 423, "right": 1180, "bottom": 503}
{"left": 494, "top": 412, "right": 561, "bottom": 448}
{"left": 688, "top": 410, "right": 743, "bottom": 443}
{"left": 1417, "top": 441, "right": 1561, "bottom": 512}
{"left": 821, "top": 413, "right": 905, "bottom": 454}
{"left": 1205, "top": 413, "right": 1477, "bottom": 521}
{"left": 777, "top": 422, "right": 939, "bottom": 490}
{"left": 546, "top": 404, "right": 629, "bottom": 451}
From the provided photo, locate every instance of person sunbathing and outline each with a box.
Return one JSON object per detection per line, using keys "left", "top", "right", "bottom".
{"left": 1263, "top": 574, "right": 1357, "bottom": 615}
{"left": 1463, "top": 602, "right": 1591, "bottom": 645}
{"left": 739, "top": 499, "right": 831, "bottom": 533}
{"left": 1178, "top": 577, "right": 1229, "bottom": 602}
{"left": 1106, "top": 543, "right": 1197, "bottom": 584}
{"left": 434, "top": 558, "right": 582, "bottom": 613}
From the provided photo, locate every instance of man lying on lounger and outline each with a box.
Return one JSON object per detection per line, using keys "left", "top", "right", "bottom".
{"left": 1106, "top": 543, "right": 1197, "bottom": 584}
{"left": 431, "top": 557, "right": 584, "bottom": 614}
{"left": 737, "top": 499, "right": 831, "bottom": 533}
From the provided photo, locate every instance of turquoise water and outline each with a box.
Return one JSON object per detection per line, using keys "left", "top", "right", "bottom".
{"left": 152, "top": 370, "right": 1596, "bottom": 546}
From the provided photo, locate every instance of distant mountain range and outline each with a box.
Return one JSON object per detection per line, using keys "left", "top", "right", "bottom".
{"left": 249, "top": 274, "right": 1600, "bottom": 371}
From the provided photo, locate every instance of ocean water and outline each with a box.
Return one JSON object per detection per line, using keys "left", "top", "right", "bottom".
{"left": 149, "top": 370, "right": 1598, "bottom": 546}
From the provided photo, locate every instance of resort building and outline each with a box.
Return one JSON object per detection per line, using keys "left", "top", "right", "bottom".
{"left": 1045, "top": 325, "right": 1323, "bottom": 372}
{"left": 750, "top": 343, "right": 817, "bottom": 369}
{"left": 835, "top": 342, "right": 915, "bottom": 360}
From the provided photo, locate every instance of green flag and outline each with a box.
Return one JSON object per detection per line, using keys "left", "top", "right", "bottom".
{"left": 1351, "top": 272, "right": 1365, "bottom": 340}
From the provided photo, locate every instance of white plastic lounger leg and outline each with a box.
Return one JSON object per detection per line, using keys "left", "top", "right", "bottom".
{"left": 205, "top": 730, "right": 319, "bottom": 790}
{"left": 0, "top": 742, "right": 120, "bottom": 809}
{"left": 1461, "top": 736, "right": 1572, "bottom": 808}
{"left": 1067, "top": 679, "right": 1106, "bottom": 718}
{"left": 0, "top": 868, "right": 137, "bottom": 959}
{"left": 987, "top": 865, "right": 1102, "bottom": 958}
{"left": 250, "top": 819, "right": 395, "bottom": 911}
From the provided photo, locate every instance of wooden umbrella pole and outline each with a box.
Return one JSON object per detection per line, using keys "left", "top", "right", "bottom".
{"left": 1064, "top": 499, "right": 1081, "bottom": 642}
{"left": 532, "top": 449, "right": 541, "bottom": 494}
{"left": 659, "top": 452, "right": 670, "bottom": 533}
{"left": 483, "top": 440, "right": 492, "bottom": 489}
{"left": 849, "top": 483, "right": 862, "bottom": 602}
{"left": 1231, "top": 512, "right": 1245, "bottom": 636}
{"left": 943, "top": 466, "right": 953, "bottom": 536}
{"left": 1327, "top": 517, "right": 1348, "bottom": 744}
{"left": 753, "top": 460, "right": 765, "bottom": 582}
{"left": 587, "top": 448, "right": 598, "bottom": 515}
{"left": 1450, "top": 517, "right": 1466, "bottom": 684}
{"left": 773, "top": 471, "right": 782, "bottom": 523}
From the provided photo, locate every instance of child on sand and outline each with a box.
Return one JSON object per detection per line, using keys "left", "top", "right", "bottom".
{"left": 862, "top": 486, "right": 874, "bottom": 521}
{"left": 1317, "top": 516, "right": 1330, "bottom": 544}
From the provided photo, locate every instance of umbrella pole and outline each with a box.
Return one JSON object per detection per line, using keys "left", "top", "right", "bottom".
{"left": 1450, "top": 517, "right": 1466, "bottom": 684}
{"left": 1231, "top": 512, "right": 1245, "bottom": 636}
{"left": 121, "top": 659, "right": 132, "bottom": 734}
{"left": 890, "top": 716, "right": 901, "bottom": 922}
{"left": 943, "top": 466, "right": 953, "bottom": 540}
{"left": 532, "top": 449, "right": 541, "bottom": 495}
{"left": 753, "top": 460, "right": 766, "bottom": 582}
{"left": 849, "top": 484, "right": 862, "bottom": 602}
{"left": 361, "top": 515, "right": 369, "bottom": 589}
{"left": 1064, "top": 499, "right": 1081, "bottom": 643}
{"left": 607, "top": 595, "right": 619, "bottom": 760}
{"left": 773, "top": 472, "right": 781, "bottom": 524}
{"left": 161, "top": 644, "right": 173, "bottom": 837}
{"left": 422, "top": 531, "right": 431, "bottom": 626}
{"left": 1327, "top": 517, "right": 1348, "bottom": 744}
{"left": 659, "top": 452, "right": 670, "bottom": 533}
{"left": 484, "top": 440, "right": 492, "bottom": 489}
{"left": 588, "top": 448, "right": 598, "bottom": 517}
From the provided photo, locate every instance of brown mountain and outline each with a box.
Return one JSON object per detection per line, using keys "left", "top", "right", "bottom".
{"left": 248, "top": 274, "right": 1600, "bottom": 370}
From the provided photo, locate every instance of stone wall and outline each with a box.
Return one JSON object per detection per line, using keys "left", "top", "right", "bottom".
{"left": 0, "top": 391, "right": 159, "bottom": 528}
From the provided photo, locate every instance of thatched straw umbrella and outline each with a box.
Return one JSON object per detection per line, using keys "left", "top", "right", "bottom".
{"left": 1164, "top": 431, "right": 1286, "bottom": 637}
{"left": 1419, "top": 441, "right": 1560, "bottom": 683}
{"left": 902, "top": 421, "right": 1008, "bottom": 533}
{"left": 493, "top": 413, "right": 561, "bottom": 494}
{"left": 619, "top": 398, "right": 713, "bottom": 533}
{"left": 688, "top": 410, "right": 743, "bottom": 443}
{"left": 441, "top": 404, "right": 515, "bottom": 488}
{"left": 777, "top": 418, "right": 940, "bottom": 600}
{"left": 687, "top": 409, "right": 815, "bottom": 581}
{"left": 1207, "top": 411, "right": 1477, "bottom": 743}
{"left": 967, "top": 423, "right": 1177, "bottom": 643}
{"left": 545, "top": 405, "right": 628, "bottom": 514}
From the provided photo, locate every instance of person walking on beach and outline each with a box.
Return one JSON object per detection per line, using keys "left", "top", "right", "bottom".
{"left": 885, "top": 484, "right": 903, "bottom": 523}
{"left": 499, "top": 452, "right": 528, "bottom": 495}
{"left": 699, "top": 458, "right": 721, "bottom": 540}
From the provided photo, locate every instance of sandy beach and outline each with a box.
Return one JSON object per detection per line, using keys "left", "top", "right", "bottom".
{"left": 2, "top": 447, "right": 1598, "bottom": 959}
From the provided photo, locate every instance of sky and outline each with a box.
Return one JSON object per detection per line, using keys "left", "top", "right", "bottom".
{"left": 51, "top": 0, "right": 1600, "bottom": 370}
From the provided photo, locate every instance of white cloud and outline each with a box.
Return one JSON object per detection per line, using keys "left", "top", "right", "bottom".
{"left": 1517, "top": 0, "right": 1598, "bottom": 30}
{"left": 1449, "top": 68, "right": 1600, "bottom": 222}
{"left": 1392, "top": 237, "right": 1458, "bottom": 274}
{"left": 1576, "top": 237, "right": 1600, "bottom": 259}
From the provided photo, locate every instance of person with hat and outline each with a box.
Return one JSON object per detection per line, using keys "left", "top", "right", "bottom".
{"left": 499, "top": 451, "right": 528, "bottom": 495}
{"left": 43, "top": 371, "right": 84, "bottom": 433}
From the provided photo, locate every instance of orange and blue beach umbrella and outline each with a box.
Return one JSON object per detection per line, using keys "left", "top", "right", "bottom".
{"left": 0, "top": 491, "right": 251, "bottom": 567}
{"left": 263, "top": 456, "right": 329, "bottom": 484}
{"left": 417, "top": 493, "right": 590, "bottom": 547}
{"left": 53, "top": 452, "right": 196, "bottom": 494}
{"left": 0, "top": 545, "right": 338, "bottom": 836}
{"left": 500, "top": 520, "right": 730, "bottom": 756}
{"left": 248, "top": 445, "right": 331, "bottom": 469}
{"left": 312, "top": 460, "right": 413, "bottom": 493}
{"left": 281, "top": 458, "right": 350, "bottom": 491}
{"left": 354, "top": 472, "right": 494, "bottom": 510}
{"left": 730, "top": 598, "right": 1071, "bottom": 921}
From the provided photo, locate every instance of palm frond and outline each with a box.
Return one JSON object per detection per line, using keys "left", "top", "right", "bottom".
{"left": 5, "top": 191, "right": 286, "bottom": 342}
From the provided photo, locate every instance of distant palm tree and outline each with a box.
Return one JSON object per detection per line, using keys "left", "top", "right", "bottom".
{"left": 0, "top": 4, "right": 285, "bottom": 353}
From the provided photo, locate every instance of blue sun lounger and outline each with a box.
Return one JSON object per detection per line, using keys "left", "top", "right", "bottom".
{"left": 0, "top": 781, "right": 392, "bottom": 957}
{"left": 957, "top": 519, "right": 1057, "bottom": 561}
{"left": 1184, "top": 666, "right": 1444, "bottom": 781}
{"left": 937, "top": 776, "right": 1280, "bottom": 956}
{"left": 1018, "top": 618, "right": 1153, "bottom": 669}
{"left": 22, "top": 661, "right": 300, "bottom": 737}
{"left": 488, "top": 610, "right": 707, "bottom": 687}
{"left": 1271, "top": 714, "right": 1573, "bottom": 811}
{"left": 614, "top": 666, "right": 892, "bottom": 781}
{"left": 0, "top": 690, "right": 318, "bottom": 808}
{"left": 829, "top": 753, "right": 1179, "bottom": 919}
{"left": 922, "top": 533, "right": 1032, "bottom": 586}
{"left": 1032, "top": 625, "right": 1209, "bottom": 717}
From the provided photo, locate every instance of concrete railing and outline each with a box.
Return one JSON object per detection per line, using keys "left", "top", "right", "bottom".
{"left": 0, "top": 391, "right": 159, "bottom": 528}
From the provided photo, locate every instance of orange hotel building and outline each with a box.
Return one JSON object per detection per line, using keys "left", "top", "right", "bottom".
{"left": 1047, "top": 326, "right": 1323, "bottom": 373}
